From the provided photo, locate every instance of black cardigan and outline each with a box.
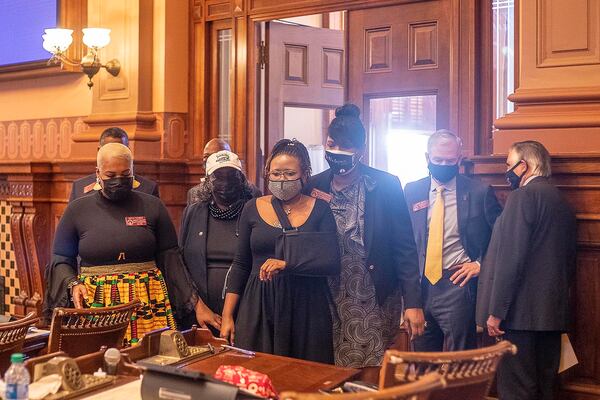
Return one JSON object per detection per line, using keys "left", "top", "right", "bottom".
{"left": 304, "top": 164, "right": 422, "bottom": 308}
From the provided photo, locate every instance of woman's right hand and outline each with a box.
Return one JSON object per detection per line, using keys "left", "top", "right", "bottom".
{"left": 71, "top": 284, "right": 88, "bottom": 309}
{"left": 194, "top": 301, "right": 222, "bottom": 330}
{"left": 220, "top": 315, "right": 235, "bottom": 344}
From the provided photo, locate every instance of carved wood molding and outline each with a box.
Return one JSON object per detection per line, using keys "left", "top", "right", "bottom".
{"left": 0, "top": 112, "right": 190, "bottom": 161}
{"left": 0, "top": 117, "right": 87, "bottom": 161}
{"left": 508, "top": 87, "right": 600, "bottom": 104}
{"left": 494, "top": 109, "right": 600, "bottom": 129}
{"left": 247, "top": 0, "right": 427, "bottom": 20}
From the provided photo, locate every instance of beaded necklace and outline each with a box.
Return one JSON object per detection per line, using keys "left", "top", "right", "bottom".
{"left": 209, "top": 199, "right": 244, "bottom": 220}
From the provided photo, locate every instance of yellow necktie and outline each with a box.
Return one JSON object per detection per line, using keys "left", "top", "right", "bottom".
{"left": 425, "top": 186, "right": 444, "bottom": 285}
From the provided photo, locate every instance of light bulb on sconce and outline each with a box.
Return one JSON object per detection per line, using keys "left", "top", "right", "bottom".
{"left": 42, "top": 27, "right": 121, "bottom": 89}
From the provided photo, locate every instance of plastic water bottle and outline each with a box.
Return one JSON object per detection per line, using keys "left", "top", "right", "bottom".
{"left": 4, "top": 353, "right": 29, "bottom": 400}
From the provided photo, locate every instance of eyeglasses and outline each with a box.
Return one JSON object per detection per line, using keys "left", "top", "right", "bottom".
{"left": 268, "top": 170, "right": 298, "bottom": 180}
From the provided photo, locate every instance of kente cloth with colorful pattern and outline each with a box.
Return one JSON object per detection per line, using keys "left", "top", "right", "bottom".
{"left": 79, "top": 267, "right": 176, "bottom": 345}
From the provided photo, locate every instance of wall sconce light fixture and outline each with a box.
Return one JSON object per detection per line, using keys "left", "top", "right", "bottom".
{"left": 42, "top": 28, "right": 121, "bottom": 89}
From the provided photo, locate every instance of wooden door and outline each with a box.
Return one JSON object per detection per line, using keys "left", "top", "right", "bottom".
{"left": 348, "top": 0, "right": 453, "bottom": 186}
{"left": 265, "top": 21, "right": 345, "bottom": 158}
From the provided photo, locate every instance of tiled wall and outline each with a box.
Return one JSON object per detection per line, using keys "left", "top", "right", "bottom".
{"left": 0, "top": 201, "right": 19, "bottom": 314}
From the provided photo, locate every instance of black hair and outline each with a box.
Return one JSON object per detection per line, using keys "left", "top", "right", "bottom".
{"left": 327, "top": 103, "right": 366, "bottom": 149}
{"left": 264, "top": 138, "right": 312, "bottom": 179}
{"left": 99, "top": 127, "right": 129, "bottom": 146}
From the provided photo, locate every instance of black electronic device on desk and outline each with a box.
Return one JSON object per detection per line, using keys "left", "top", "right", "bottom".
{"left": 141, "top": 364, "right": 262, "bottom": 400}
{"left": 31, "top": 356, "right": 115, "bottom": 399}
{"left": 136, "top": 329, "right": 224, "bottom": 367}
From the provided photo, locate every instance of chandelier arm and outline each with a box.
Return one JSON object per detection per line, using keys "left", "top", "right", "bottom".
{"left": 56, "top": 54, "right": 82, "bottom": 67}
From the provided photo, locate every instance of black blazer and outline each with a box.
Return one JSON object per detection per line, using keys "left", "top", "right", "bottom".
{"left": 304, "top": 164, "right": 422, "bottom": 308}
{"left": 476, "top": 177, "right": 577, "bottom": 331}
{"left": 69, "top": 173, "right": 160, "bottom": 202}
{"left": 404, "top": 175, "right": 502, "bottom": 277}
{"left": 179, "top": 200, "right": 211, "bottom": 301}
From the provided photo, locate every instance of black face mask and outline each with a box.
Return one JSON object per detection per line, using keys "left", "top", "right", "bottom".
{"left": 505, "top": 160, "right": 527, "bottom": 190}
{"left": 101, "top": 176, "right": 133, "bottom": 201}
{"left": 211, "top": 179, "right": 242, "bottom": 206}
{"left": 428, "top": 162, "right": 459, "bottom": 183}
{"left": 210, "top": 169, "right": 244, "bottom": 206}
{"left": 325, "top": 150, "right": 359, "bottom": 175}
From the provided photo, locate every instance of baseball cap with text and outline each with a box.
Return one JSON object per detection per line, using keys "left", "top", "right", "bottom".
{"left": 206, "top": 150, "right": 243, "bottom": 175}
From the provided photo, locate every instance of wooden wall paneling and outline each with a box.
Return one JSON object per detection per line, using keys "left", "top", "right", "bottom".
{"left": 245, "top": 16, "right": 261, "bottom": 184}
{"left": 191, "top": 0, "right": 209, "bottom": 159}
{"left": 408, "top": 21, "right": 438, "bottom": 70}
{"left": 234, "top": 14, "right": 250, "bottom": 177}
{"left": 477, "top": 0, "right": 494, "bottom": 155}
{"left": 493, "top": 0, "right": 600, "bottom": 154}
{"left": 455, "top": 0, "right": 478, "bottom": 157}
{"left": 206, "top": 0, "right": 233, "bottom": 20}
{"left": 247, "top": 0, "right": 435, "bottom": 21}
{"left": 323, "top": 48, "right": 344, "bottom": 87}
{"left": 365, "top": 27, "right": 393, "bottom": 73}
{"left": 284, "top": 45, "right": 308, "bottom": 83}
{"left": 537, "top": 0, "right": 600, "bottom": 68}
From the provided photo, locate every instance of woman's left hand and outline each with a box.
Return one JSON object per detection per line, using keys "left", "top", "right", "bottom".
{"left": 259, "top": 259, "right": 286, "bottom": 281}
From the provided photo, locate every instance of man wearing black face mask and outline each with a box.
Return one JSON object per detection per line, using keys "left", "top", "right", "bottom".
{"left": 179, "top": 150, "right": 260, "bottom": 333}
{"left": 477, "top": 141, "right": 577, "bottom": 400}
{"left": 404, "top": 130, "right": 502, "bottom": 352}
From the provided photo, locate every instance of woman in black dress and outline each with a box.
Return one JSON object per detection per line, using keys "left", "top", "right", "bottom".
{"left": 220, "top": 139, "right": 339, "bottom": 363}
{"left": 43, "top": 143, "right": 201, "bottom": 344}
{"left": 180, "top": 150, "right": 258, "bottom": 332}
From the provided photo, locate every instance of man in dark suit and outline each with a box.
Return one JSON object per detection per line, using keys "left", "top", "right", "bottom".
{"left": 69, "top": 127, "right": 159, "bottom": 202}
{"left": 477, "top": 140, "right": 577, "bottom": 400}
{"left": 404, "top": 130, "right": 502, "bottom": 352}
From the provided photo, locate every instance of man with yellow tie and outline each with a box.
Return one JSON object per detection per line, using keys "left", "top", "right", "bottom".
{"left": 404, "top": 130, "right": 502, "bottom": 351}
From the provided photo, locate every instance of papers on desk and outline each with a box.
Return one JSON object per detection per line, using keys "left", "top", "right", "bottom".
{"left": 559, "top": 333, "right": 578, "bottom": 373}
{"left": 81, "top": 379, "right": 142, "bottom": 400}
{"left": 26, "top": 327, "right": 50, "bottom": 340}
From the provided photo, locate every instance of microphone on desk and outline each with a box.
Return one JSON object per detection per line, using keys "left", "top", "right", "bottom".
{"left": 104, "top": 348, "right": 121, "bottom": 375}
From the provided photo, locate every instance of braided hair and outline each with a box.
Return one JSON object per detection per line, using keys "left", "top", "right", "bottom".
{"left": 328, "top": 103, "right": 366, "bottom": 149}
{"left": 264, "top": 138, "right": 312, "bottom": 179}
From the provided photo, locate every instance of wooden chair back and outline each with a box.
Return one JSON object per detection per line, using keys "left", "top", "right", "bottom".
{"left": 0, "top": 312, "right": 38, "bottom": 371}
{"left": 281, "top": 372, "right": 445, "bottom": 400}
{"left": 379, "top": 341, "right": 517, "bottom": 400}
{"left": 47, "top": 300, "right": 141, "bottom": 357}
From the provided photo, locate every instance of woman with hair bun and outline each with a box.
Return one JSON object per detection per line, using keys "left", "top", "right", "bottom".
{"left": 305, "top": 104, "right": 425, "bottom": 376}
{"left": 220, "top": 138, "right": 340, "bottom": 363}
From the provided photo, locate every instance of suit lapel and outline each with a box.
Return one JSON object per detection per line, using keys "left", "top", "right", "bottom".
{"left": 457, "top": 175, "right": 470, "bottom": 235}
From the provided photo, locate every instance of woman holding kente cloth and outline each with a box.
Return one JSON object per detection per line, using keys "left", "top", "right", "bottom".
{"left": 43, "top": 143, "right": 202, "bottom": 344}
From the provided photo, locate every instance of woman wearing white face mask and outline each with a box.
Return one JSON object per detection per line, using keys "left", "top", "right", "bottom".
{"left": 220, "top": 139, "right": 340, "bottom": 363}
{"left": 305, "top": 104, "right": 425, "bottom": 381}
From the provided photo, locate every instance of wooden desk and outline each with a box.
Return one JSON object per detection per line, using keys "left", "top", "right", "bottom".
{"left": 123, "top": 327, "right": 359, "bottom": 393}
{"left": 23, "top": 327, "right": 358, "bottom": 398}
